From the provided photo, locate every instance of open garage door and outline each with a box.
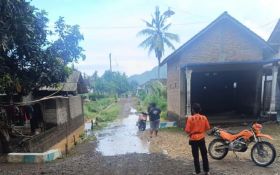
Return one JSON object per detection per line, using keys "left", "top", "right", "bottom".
{"left": 191, "top": 70, "right": 259, "bottom": 118}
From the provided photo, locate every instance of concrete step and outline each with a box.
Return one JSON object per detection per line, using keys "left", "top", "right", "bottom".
{"left": 159, "top": 121, "right": 177, "bottom": 128}
{"left": 7, "top": 149, "right": 62, "bottom": 163}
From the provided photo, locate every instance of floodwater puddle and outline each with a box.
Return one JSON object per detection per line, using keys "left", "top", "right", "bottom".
{"left": 94, "top": 108, "right": 149, "bottom": 156}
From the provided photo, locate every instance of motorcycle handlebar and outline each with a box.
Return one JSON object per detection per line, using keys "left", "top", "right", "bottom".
{"left": 207, "top": 127, "right": 218, "bottom": 136}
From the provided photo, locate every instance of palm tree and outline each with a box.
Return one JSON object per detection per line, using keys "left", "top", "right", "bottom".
{"left": 137, "top": 6, "right": 179, "bottom": 79}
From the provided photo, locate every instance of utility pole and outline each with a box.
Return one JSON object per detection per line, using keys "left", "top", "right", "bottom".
{"left": 109, "top": 53, "right": 112, "bottom": 72}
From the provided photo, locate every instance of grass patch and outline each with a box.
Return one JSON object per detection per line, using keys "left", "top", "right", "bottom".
{"left": 84, "top": 97, "right": 115, "bottom": 119}
{"left": 84, "top": 99, "right": 121, "bottom": 130}
{"left": 98, "top": 103, "right": 121, "bottom": 122}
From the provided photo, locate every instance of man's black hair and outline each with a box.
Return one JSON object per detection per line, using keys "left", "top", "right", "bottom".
{"left": 192, "top": 103, "right": 201, "bottom": 114}
{"left": 141, "top": 112, "right": 148, "bottom": 115}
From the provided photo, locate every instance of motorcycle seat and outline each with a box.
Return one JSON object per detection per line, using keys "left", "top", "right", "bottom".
{"left": 220, "top": 130, "right": 240, "bottom": 141}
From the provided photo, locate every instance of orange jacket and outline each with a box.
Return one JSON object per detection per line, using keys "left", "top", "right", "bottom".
{"left": 185, "top": 114, "right": 210, "bottom": 141}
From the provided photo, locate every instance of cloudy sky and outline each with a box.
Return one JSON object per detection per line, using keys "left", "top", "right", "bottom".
{"left": 31, "top": 0, "right": 280, "bottom": 76}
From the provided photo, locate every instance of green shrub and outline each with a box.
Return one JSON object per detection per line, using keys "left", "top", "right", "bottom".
{"left": 88, "top": 93, "right": 106, "bottom": 101}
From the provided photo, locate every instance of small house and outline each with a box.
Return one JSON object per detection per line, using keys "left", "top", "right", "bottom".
{"left": 161, "top": 12, "right": 280, "bottom": 124}
{"left": 0, "top": 70, "right": 88, "bottom": 154}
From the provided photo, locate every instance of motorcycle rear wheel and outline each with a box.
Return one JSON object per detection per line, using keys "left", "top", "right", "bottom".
{"left": 208, "top": 139, "right": 228, "bottom": 160}
{"left": 251, "top": 141, "right": 276, "bottom": 167}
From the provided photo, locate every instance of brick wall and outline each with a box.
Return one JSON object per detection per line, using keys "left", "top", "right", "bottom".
{"left": 167, "top": 59, "right": 181, "bottom": 116}
{"left": 27, "top": 96, "right": 84, "bottom": 152}
{"left": 69, "top": 96, "right": 83, "bottom": 119}
{"left": 179, "top": 20, "right": 264, "bottom": 64}
{"left": 28, "top": 115, "right": 84, "bottom": 152}
{"left": 56, "top": 98, "right": 68, "bottom": 124}
{"left": 167, "top": 19, "right": 266, "bottom": 118}
{"left": 42, "top": 99, "right": 57, "bottom": 124}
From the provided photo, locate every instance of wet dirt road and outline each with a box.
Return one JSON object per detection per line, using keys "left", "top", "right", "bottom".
{"left": 95, "top": 108, "right": 149, "bottom": 156}
{"left": 0, "top": 98, "right": 279, "bottom": 175}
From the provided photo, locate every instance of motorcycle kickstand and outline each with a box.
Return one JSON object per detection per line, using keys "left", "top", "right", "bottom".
{"left": 233, "top": 151, "right": 240, "bottom": 160}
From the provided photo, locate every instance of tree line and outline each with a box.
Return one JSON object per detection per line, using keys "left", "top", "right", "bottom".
{"left": 85, "top": 71, "right": 138, "bottom": 100}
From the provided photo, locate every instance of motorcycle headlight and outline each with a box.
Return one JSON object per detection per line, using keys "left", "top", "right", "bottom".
{"left": 252, "top": 123, "right": 262, "bottom": 133}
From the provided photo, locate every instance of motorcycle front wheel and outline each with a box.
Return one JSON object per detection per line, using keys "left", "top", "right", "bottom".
{"left": 251, "top": 141, "right": 276, "bottom": 167}
{"left": 208, "top": 139, "right": 228, "bottom": 160}
{"left": 138, "top": 125, "right": 145, "bottom": 131}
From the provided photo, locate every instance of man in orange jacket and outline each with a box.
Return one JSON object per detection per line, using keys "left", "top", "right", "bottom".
{"left": 185, "top": 103, "right": 210, "bottom": 175}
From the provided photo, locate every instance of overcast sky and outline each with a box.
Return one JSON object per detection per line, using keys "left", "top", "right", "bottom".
{"left": 31, "top": 0, "right": 280, "bottom": 76}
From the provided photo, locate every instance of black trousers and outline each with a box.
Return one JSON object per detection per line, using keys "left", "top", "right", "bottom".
{"left": 189, "top": 138, "right": 209, "bottom": 174}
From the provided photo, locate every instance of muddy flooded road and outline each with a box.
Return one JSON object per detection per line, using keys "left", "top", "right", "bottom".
{"left": 95, "top": 108, "right": 149, "bottom": 156}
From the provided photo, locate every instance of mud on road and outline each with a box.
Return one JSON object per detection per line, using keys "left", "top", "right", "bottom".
{"left": 0, "top": 98, "right": 279, "bottom": 175}
{"left": 138, "top": 123, "right": 280, "bottom": 175}
{"left": 0, "top": 140, "right": 226, "bottom": 175}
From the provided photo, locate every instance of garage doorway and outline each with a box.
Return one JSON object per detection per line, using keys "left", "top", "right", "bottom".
{"left": 191, "top": 70, "right": 258, "bottom": 118}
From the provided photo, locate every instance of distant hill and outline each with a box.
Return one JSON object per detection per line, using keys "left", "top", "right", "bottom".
{"left": 128, "top": 64, "right": 167, "bottom": 85}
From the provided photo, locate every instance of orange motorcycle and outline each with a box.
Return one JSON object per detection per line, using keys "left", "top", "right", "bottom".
{"left": 208, "top": 123, "right": 276, "bottom": 167}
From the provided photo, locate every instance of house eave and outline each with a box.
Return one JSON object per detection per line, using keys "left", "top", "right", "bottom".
{"left": 180, "top": 58, "right": 280, "bottom": 69}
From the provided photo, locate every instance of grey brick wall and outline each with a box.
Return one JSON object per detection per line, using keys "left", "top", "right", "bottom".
{"left": 56, "top": 98, "right": 68, "bottom": 125}
{"left": 28, "top": 115, "right": 84, "bottom": 152}
{"left": 42, "top": 99, "right": 57, "bottom": 124}
{"left": 69, "top": 96, "right": 83, "bottom": 119}
{"left": 28, "top": 96, "right": 84, "bottom": 152}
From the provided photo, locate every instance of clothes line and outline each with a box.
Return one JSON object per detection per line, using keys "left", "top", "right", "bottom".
{"left": 0, "top": 95, "right": 69, "bottom": 107}
{"left": 0, "top": 84, "right": 67, "bottom": 106}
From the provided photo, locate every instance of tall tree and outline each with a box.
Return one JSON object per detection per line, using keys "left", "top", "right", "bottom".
{"left": 137, "top": 6, "right": 179, "bottom": 79}
{"left": 0, "top": 0, "right": 85, "bottom": 97}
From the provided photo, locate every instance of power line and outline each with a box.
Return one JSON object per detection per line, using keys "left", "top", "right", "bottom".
{"left": 47, "top": 16, "right": 278, "bottom": 31}
{"left": 48, "top": 21, "right": 208, "bottom": 30}
{"left": 47, "top": 19, "right": 279, "bottom": 30}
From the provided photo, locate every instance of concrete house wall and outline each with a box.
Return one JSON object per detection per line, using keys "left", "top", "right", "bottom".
{"left": 28, "top": 96, "right": 84, "bottom": 153}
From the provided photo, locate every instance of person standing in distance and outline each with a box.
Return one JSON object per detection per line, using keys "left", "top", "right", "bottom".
{"left": 148, "top": 103, "right": 161, "bottom": 138}
{"left": 185, "top": 103, "right": 210, "bottom": 175}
